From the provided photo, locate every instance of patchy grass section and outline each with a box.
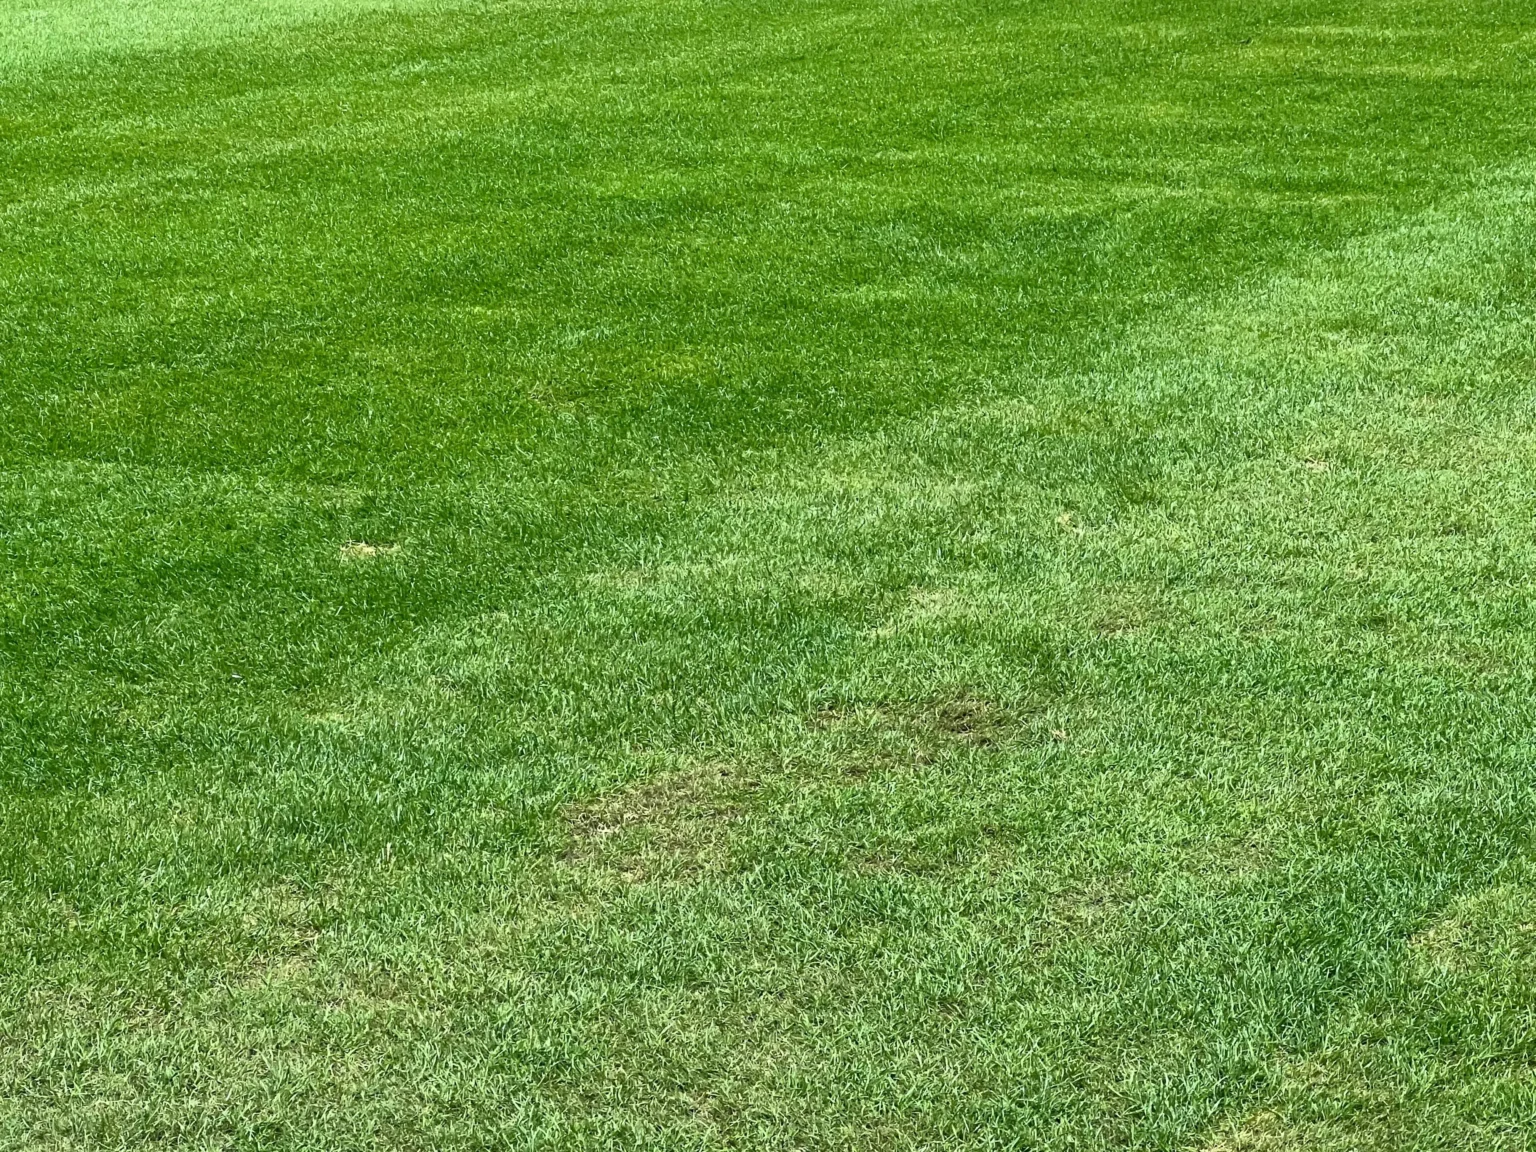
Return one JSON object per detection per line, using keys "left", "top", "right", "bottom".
{"left": 5, "top": 0, "right": 1536, "bottom": 1147}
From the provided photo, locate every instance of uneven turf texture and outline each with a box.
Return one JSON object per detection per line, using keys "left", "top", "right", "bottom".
{"left": 4, "top": 0, "right": 1536, "bottom": 1146}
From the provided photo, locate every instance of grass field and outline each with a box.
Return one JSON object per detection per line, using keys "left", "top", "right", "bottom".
{"left": 5, "top": 0, "right": 1536, "bottom": 1146}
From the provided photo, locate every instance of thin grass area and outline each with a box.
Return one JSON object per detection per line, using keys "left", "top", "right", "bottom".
{"left": 4, "top": 0, "right": 1536, "bottom": 1147}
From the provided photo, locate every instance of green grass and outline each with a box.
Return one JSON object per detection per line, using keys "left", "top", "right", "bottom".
{"left": 4, "top": 0, "right": 1536, "bottom": 1146}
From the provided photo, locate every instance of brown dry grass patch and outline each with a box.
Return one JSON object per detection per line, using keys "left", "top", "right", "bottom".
{"left": 564, "top": 763, "right": 760, "bottom": 883}
{"left": 339, "top": 540, "right": 400, "bottom": 561}
{"left": 809, "top": 692, "right": 1025, "bottom": 767}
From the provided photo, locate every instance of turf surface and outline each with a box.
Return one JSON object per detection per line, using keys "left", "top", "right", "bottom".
{"left": 4, "top": 0, "right": 1536, "bottom": 1146}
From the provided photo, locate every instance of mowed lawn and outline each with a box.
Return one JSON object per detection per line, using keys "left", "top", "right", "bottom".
{"left": 5, "top": 0, "right": 1536, "bottom": 1146}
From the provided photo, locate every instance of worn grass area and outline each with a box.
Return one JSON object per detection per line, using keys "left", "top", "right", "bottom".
{"left": 5, "top": 0, "right": 1536, "bottom": 1147}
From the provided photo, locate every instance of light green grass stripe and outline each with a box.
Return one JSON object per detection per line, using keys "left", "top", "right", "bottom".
{"left": 0, "top": 0, "right": 447, "bottom": 73}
